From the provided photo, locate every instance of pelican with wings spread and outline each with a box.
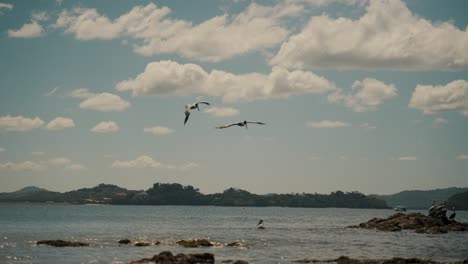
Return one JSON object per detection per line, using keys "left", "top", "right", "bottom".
{"left": 184, "top": 101, "right": 210, "bottom": 125}
{"left": 216, "top": 120, "right": 266, "bottom": 129}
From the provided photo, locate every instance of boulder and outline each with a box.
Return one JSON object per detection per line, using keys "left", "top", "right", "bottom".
{"left": 118, "top": 239, "right": 131, "bottom": 244}
{"left": 36, "top": 240, "right": 89, "bottom": 247}
{"left": 130, "top": 251, "right": 214, "bottom": 264}
{"left": 176, "top": 239, "right": 213, "bottom": 248}
{"left": 134, "top": 242, "right": 151, "bottom": 247}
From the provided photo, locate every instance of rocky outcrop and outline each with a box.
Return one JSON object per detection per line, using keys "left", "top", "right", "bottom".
{"left": 225, "top": 242, "right": 241, "bottom": 247}
{"left": 130, "top": 251, "right": 215, "bottom": 264}
{"left": 36, "top": 240, "right": 89, "bottom": 247}
{"left": 293, "top": 256, "right": 467, "bottom": 264}
{"left": 118, "top": 239, "right": 131, "bottom": 244}
{"left": 134, "top": 242, "right": 151, "bottom": 247}
{"left": 176, "top": 239, "right": 213, "bottom": 248}
{"left": 348, "top": 213, "right": 468, "bottom": 234}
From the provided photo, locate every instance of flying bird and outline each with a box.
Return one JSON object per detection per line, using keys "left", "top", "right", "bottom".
{"left": 216, "top": 120, "right": 266, "bottom": 129}
{"left": 184, "top": 102, "right": 210, "bottom": 125}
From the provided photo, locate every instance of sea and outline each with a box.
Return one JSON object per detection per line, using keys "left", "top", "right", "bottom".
{"left": 0, "top": 205, "right": 467, "bottom": 263}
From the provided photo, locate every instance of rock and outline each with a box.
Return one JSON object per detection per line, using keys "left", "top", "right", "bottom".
{"left": 36, "top": 240, "right": 89, "bottom": 247}
{"left": 176, "top": 239, "right": 213, "bottom": 248}
{"left": 233, "top": 261, "right": 249, "bottom": 264}
{"left": 118, "top": 239, "right": 131, "bottom": 244}
{"left": 226, "top": 242, "right": 241, "bottom": 247}
{"left": 348, "top": 213, "right": 468, "bottom": 234}
{"left": 293, "top": 256, "right": 465, "bottom": 264}
{"left": 134, "top": 242, "right": 151, "bottom": 247}
{"left": 130, "top": 251, "right": 214, "bottom": 264}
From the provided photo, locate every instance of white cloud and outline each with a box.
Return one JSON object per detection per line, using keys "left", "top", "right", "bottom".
{"left": 143, "top": 126, "right": 174, "bottom": 136}
{"left": 8, "top": 21, "right": 44, "bottom": 38}
{"left": 0, "top": 161, "right": 46, "bottom": 171}
{"left": 79, "top": 93, "right": 130, "bottom": 112}
{"left": 116, "top": 61, "right": 335, "bottom": 102}
{"left": 328, "top": 78, "right": 397, "bottom": 112}
{"left": 409, "top": 80, "right": 468, "bottom": 116}
{"left": 306, "top": 120, "right": 351, "bottom": 128}
{"left": 288, "top": 0, "right": 369, "bottom": 6}
{"left": 31, "top": 11, "right": 49, "bottom": 22}
{"left": 46, "top": 117, "right": 75, "bottom": 130}
{"left": 111, "top": 155, "right": 197, "bottom": 170}
{"left": 91, "top": 121, "right": 119, "bottom": 133}
{"left": 69, "top": 88, "right": 94, "bottom": 98}
{"left": 271, "top": 0, "right": 468, "bottom": 70}
{"left": 53, "top": 2, "right": 302, "bottom": 62}
{"left": 0, "top": 115, "right": 44, "bottom": 132}
{"left": 456, "top": 154, "right": 468, "bottom": 160}
{"left": 398, "top": 156, "right": 417, "bottom": 161}
{"left": 0, "top": 147, "right": 5, "bottom": 152}
{"left": 0, "top": 2, "right": 13, "bottom": 14}
{"left": 31, "top": 151, "right": 45, "bottom": 156}
{"left": 48, "top": 157, "right": 71, "bottom": 166}
{"left": 434, "top": 118, "right": 448, "bottom": 125}
{"left": 360, "top": 123, "right": 376, "bottom": 129}
{"left": 204, "top": 107, "right": 240, "bottom": 117}
{"left": 45, "top": 87, "right": 59, "bottom": 96}
{"left": 65, "top": 163, "right": 87, "bottom": 171}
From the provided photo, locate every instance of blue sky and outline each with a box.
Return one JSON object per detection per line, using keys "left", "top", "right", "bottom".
{"left": 0, "top": 0, "right": 467, "bottom": 194}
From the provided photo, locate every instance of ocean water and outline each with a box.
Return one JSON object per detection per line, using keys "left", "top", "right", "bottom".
{"left": 0, "top": 205, "right": 467, "bottom": 263}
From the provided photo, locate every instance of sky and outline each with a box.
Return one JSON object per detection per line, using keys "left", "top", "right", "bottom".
{"left": 0, "top": 0, "right": 467, "bottom": 195}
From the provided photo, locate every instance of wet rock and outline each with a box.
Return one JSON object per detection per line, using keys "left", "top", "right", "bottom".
{"left": 226, "top": 242, "right": 241, "bottom": 247}
{"left": 134, "top": 242, "right": 151, "bottom": 247}
{"left": 233, "top": 261, "right": 249, "bottom": 264}
{"left": 36, "top": 240, "right": 89, "bottom": 247}
{"left": 293, "top": 256, "right": 465, "bottom": 264}
{"left": 348, "top": 213, "right": 468, "bottom": 234}
{"left": 176, "top": 239, "right": 213, "bottom": 248}
{"left": 118, "top": 239, "right": 131, "bottom": 244}
{"left": 130, "top": 251, "right": 214, "bottom": 264}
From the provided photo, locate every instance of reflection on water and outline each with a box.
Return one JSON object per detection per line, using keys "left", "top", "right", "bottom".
{"left": 0, "top": 205, "right": 467, "bottom": 263}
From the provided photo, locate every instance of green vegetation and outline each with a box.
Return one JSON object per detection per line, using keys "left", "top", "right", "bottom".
{"left": 0, "top": 183, "right": 388, "bottom": 208}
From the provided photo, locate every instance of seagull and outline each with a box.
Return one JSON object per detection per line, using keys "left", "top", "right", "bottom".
{"left": 216, "top": 120, "right": 266, "bottom": 129}
{"left": 257, "top": 219, "right": 265, "bottom": 229}
{"left": 449, "top": 207, "right": 456, "bottom": 220}
{"left": 184, "top": 102, "right": 210, "bottom": 125}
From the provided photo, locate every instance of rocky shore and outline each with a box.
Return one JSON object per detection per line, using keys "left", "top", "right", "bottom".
{"left": 293, "top": 256, "right": 468, "bottom": 264}
{"left": 348, "top": 213, "right": 468, "bottom": 234}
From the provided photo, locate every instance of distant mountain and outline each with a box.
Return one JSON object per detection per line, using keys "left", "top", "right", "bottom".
{"left": 0, "top": 182, "right": 389, "bottom": 209}
{"left": 0, "top": 186, "right": 49, "bottom": 199}
{"left": 448, "top": 191, "right": 468, "bottom": 210}
{"left": 373, "top": 187, "right": 468, "bottom": 209}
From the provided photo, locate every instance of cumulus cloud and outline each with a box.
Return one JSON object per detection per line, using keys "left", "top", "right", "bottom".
{"left": 111, "top": 155, "right": 198, "bottom": 170}
{"left": 409, "top": 80, "right": 468, "bottom": 116}
{"left": 65, "top": 163, "right": 87, "bottom": 171}
{"left": 328, "top": 78, "right": 397, "bottom": 112}
{"left": 0, "top": 161, "right": 46, "bottom": 171}
{"left": 46, "top": 117, "right": 75, "bottom": 130}
{"left": 70, "top": 88, "right": 94, "bottom": 98}
{"left": 48, "top": 157, "right": 71, "bottom": 166}
{"left": 79, "top": 93, "right": 130, "bottom": 112}
{"left": 8, "top": 21, "right": 44, "bottom": 38}
{"left": 90, "top": 121, "right": 119, "bottom": 133}
{"left": 0, "top": 115, "right": 44, "bottom": 131}
{"left": 271, "top": 0, "right": 468, "bottom": 70}
{"left": 456, "top": 154, "right": 468, "bottom": 160}
{"left": 204, "top": 107, "right": 240, "bottom": 117}
{"left": 53, "top": 2, "right": 302, "bottom": 62}
{"left": 143, "top": 126, "right": 174, "bottom": 136}
{"left": 116, "top": 61, "right": 335, "bottom": 102}
{"left": 398, "top": 156, "right": 417, "bottom": 161}
{"left": 31, "top": 11, "right": 49, "bottom": 22}
{"left": 306, "top": 120, "right": 351, "bottom": 128}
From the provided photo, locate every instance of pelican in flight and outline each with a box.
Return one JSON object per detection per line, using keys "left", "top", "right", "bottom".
{"left": 216, "top": 120, "right": 266, "bottom": 129}
{"left": 184, "top": 102, "right": 210, "bottom": 125}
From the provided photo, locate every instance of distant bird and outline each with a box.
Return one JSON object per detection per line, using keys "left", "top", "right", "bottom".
{"left": 257, "top": 219, "right": 265, "bottom": 229}
{"left": 216, "top": 120, "right": 266, "bottom": 129}
{"left": 428, "top": 200, "right": 437, "bottom": 216}
{"left": 184, "top": 102, "right": 210, "bottom": 125}
{"left": 449, "top": 207, "right": 456, "bottom": 220}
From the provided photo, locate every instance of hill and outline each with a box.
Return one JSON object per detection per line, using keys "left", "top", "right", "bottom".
{"left": 447, "top": 191, "right": 468, "bottom": 210}
{"left": 0, "top": 182, "right": 389, "bottom": 209}
{"left": 373, "top": 187, "right": 468, "bottom": 209}
{"left": 0, "top": 186, "right": 49, "bottom": 199}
